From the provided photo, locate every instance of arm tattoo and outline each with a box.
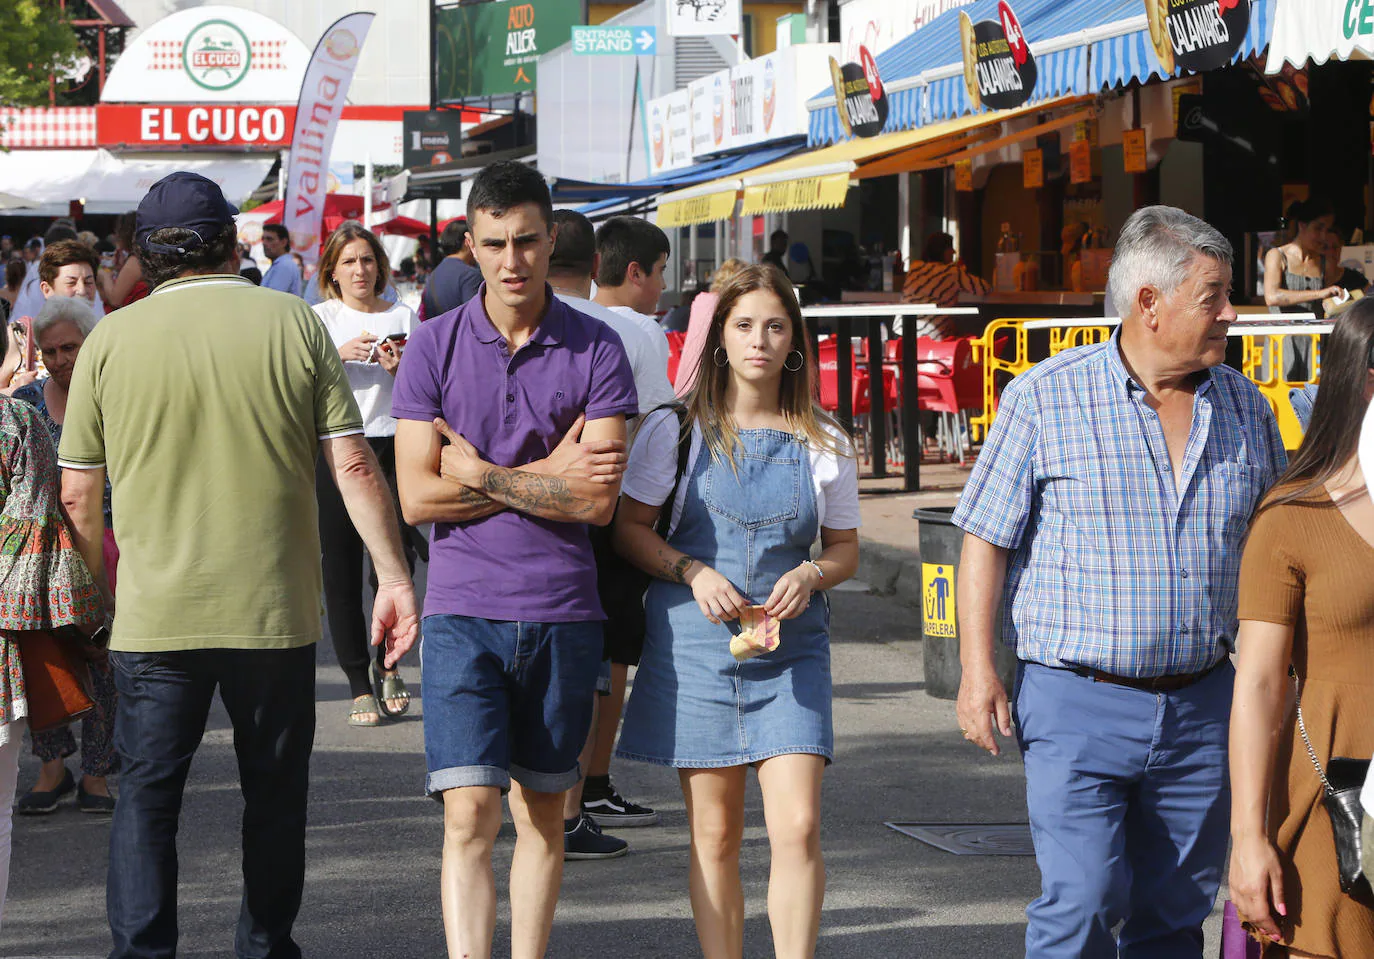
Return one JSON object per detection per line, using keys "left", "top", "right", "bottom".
{"left": 658, "top": 548, "right": 694, "bottom": 584}
{"left": 453, "top": 485, "right": 492, "bottom": 506}
{"left": 480, "top": 467, "right": 595, "bottom": 517}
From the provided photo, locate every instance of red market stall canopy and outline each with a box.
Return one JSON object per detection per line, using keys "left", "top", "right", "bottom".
{"left": 371, "top": 215, "right": 432, "bottom": 238}
{"left": 252, "top": 194, "right": 364, "bottom": 235}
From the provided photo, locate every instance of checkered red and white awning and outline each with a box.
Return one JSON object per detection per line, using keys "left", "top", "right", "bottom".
{"left": 0, "top": 108, "right": 98, "bottom": 149}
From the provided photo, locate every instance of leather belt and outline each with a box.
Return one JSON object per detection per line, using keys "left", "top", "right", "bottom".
{"left": 1070, "top": 658, "right": 1224, "bottom": 693}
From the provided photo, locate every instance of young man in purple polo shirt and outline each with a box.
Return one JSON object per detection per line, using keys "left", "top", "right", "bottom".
{"left": 392, "top": 161, "right": 637, "bottom": 959}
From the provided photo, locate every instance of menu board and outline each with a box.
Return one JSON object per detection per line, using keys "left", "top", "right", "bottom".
{"left": 1123, "top": 128, "right": 1148, "bottom": 173}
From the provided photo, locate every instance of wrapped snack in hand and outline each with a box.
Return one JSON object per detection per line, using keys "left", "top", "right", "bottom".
{"left": 730, "top": 605, "right": 780, "bottom": 662}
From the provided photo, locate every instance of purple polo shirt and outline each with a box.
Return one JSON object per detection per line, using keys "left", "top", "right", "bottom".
{"left": 391, "top": 285, "right": 638, "bottom": 622}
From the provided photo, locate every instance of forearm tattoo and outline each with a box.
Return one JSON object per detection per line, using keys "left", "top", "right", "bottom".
{"left": 481, "top": 467, "right": 594, "bottom": 517}
{"left": 658, "top": 548, "right": 694, "bottom": 583}
{"left": 453, "top": 485, "right": 492, "bottom": 506}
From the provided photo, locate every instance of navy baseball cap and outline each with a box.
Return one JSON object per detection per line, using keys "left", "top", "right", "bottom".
{"left": 136, "top": 172, "right": 238, "bottom": 254}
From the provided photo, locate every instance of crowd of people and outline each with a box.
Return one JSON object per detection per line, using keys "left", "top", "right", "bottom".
{"left": 0, "top": 166, "right": 1371, "bottom": 959}
{"left": 0, "top": 161, "right": 861, "bottom": 959}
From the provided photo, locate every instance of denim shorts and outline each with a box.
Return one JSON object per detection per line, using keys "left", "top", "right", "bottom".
{"left": 420, "top": 614, "right": 603, "bottom": 796}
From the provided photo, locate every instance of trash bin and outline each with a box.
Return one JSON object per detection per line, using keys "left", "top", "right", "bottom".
{"left": 914, "top": 507, "right": 1018, "bottom": 700}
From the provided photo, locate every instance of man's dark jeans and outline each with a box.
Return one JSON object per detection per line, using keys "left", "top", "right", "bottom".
{"left": 106, "top": 645, "right": 316, "bottom": 959}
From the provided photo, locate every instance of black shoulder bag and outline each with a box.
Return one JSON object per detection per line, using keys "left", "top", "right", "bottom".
{"left": 1294, "top": 671, "right": 1372, "bottom": 896}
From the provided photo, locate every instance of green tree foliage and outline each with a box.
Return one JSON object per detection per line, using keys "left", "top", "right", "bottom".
{"left": 0, "top": 0, "right": 81, "bottom": 108}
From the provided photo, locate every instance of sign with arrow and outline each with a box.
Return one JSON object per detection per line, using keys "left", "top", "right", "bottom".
{"left": 571, "top": 25, "right": 657, "bottom": 56}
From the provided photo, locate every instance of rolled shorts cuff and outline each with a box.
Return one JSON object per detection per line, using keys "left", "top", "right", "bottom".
{"left": 510, "top": 761, "right": 581, "bottom": 794}
{"left": 426, "top": 764, "right": 509, "bottom": 798}
{"left": 595, "top": 657, "right": 612, "bottom": 696}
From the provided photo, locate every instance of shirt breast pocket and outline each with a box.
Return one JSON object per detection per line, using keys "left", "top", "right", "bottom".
{"left": 1210, "top": 461, "right": 1267, "bottom": 538}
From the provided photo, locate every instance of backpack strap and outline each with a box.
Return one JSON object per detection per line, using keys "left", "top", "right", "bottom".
{"left": 652, "top": 405, "right": 692, "bottom": 540}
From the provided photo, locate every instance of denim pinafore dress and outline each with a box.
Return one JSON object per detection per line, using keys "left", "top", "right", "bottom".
{"left": 617, "top": 428, "right": 833, "bottom": 767}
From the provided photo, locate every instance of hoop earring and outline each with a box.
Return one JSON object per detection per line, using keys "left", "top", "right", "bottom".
{"left": 784, "top": 349, "right": 805, "bottom": 372}
{"left": 713, "top": 347, "right": 729, "bottom": 367}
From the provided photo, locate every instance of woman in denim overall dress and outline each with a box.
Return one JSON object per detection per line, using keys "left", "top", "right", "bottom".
{"left": 614, "top": 264, "right": 861, "bottom": 958}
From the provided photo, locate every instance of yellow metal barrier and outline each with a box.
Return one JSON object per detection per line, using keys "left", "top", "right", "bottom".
{"left": 970, "top": 321, "right": 1322, "bottom": 448}
{"left": 1048, "top": 325, "right": 1111, "bottom": 355}
{"left": 968, "top": 317, "right": 1034, "bottom": 443}
{"left": 1240, "top": 333, "right": 1322, "bottom": 451}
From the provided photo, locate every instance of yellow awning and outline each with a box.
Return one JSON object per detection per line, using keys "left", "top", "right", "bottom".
{"left": 657, "top": 188, "right": 738, "bottom": 228}
{"left": 654, "top": 96, "right": 1093, "bottom": 221}
{"left": 728, "top": 96, "right": 1092, "bottom": 216}
{"left": 741, "top": 173, "right": 850, "bottom": 215}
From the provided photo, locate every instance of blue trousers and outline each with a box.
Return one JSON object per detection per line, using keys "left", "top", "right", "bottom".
{"left": 106, "top": 646, "right": 316, "bottom": 959}
{"left": 1013, "top": 661, "right": 1233, "bottom": 959}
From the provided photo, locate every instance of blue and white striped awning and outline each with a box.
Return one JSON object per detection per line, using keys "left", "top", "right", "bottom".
{"left": 1091, "top": 0, "right": 1275, "bottom": 91}
{"left": 808, "top": 82, "right": 920, "bottom": 146}
{"left": 808, "top": 0, "right": 1275, "bottom": 145}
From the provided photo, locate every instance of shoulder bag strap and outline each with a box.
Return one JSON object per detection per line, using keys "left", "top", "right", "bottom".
{"left": 1293, "top": 668, "right": 1336, "bottom": 797}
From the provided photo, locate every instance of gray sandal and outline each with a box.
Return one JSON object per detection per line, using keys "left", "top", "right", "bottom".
{"left": 370, "top": 662, "right": 411, "bottom": 719}
{"left": 348, "top": 694, "right": 382, "bottom": 727}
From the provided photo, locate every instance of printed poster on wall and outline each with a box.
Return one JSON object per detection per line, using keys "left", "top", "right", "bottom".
{"left": 828, "top": 45, "right": 887, "bottom": 138}
{"left": 648, "top": 88, "right": 692, "bottom": 176}
{"left": 667, "top": 0, "right": 742, "bottom": 38}
{"left": 1144, "top": 0, "right": 1250, "bottom": 75}
{"left": 1069, "top": 138, "right": 1093, "bottom": 184}
{"left": 1022, "top": 148, "right": 1043, "bottom": 188}
{"left": 1123, "top": 128, "right": 1148, "bottom": 173}
{"left": 729, "top": 56, "right": 765, "bottom": 150}
{"left": 958, "top": 2, "right": 1037, "bottom": 112}
{"left": 954, "top": 159, "right": 974, "bottom": 191}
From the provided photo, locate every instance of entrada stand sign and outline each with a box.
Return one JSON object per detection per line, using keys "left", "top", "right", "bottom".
{"left": 1145, "top": 0, "right": 1250, "bottom": 75}
{"left": 959, "top": 1, "right": 1037, "bottom": 111}
{"left": 828, "top": 45, "right": 887, "bottom": 138}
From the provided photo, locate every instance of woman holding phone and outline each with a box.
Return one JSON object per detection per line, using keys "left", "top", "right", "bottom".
{"left": 312, "top": 221, "right": 419, "bottom": 726}
{"left": 613, "top": 264, "right": 860, "bottom": 959}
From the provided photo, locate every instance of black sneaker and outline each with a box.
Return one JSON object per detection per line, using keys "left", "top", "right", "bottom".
{"left": 15, "top": 766, "right": 75, "bottom": 816}
{"left": 582, "top": 780, "right": 660, "bottom": 827}
{"left": 564, "top": 814, "right": 628, "bottom": 861}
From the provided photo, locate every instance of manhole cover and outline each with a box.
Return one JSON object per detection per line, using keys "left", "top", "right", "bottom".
{"left": 886, "top": 821, "right": 1035, "bottom": 856}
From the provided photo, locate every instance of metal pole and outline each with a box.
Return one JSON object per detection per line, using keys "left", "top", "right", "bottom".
{"left": 868, "top": 319, "right": 887, "bottom": 478}
{"left": 363, "top": 152, "right": 373, "bottom": 228}
{"left": 901, "top": 314, "right": 920, "bottom": 492}
{"left": 429, "top": 1, "right": 438, "bottom": 110}
{"left": 429, "top": 197, "right": 438, "bottom": 269}
{"left": 836, "top": 316, "right": 853, "bottom": 435}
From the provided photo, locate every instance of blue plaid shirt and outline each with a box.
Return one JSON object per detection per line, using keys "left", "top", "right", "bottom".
{"left": 952, "top": 332, "right": 1286, "bottom": 677}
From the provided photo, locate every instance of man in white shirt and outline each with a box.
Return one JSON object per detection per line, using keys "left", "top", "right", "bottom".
{"left": 547, "top": 210, "right": 674, "bottom": 860}
{"left": 592, "top": 217, "right": 672, "bottom": 377}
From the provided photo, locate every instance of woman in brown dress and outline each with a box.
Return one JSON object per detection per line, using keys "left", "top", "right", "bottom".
{"left": 1230, "top": 297, "right": 1374, "bottom": 956}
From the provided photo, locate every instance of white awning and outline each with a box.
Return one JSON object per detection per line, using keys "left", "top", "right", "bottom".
{"left": 1267, "top": 0, "right": 1374, "bottom": 72}
{"left": 0, "top": 149, "right": 272, "bottom": 215}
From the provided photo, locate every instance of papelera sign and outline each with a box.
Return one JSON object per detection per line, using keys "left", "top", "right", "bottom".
{"left": 100, "top": 104, "right": 293, "bottom": 147}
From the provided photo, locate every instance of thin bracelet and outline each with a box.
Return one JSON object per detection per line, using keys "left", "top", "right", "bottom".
{"left": 803, "top": 559, "right": 825, "bottom": 582}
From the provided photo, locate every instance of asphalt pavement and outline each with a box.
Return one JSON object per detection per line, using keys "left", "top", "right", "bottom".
{"left": 0, "top": 569, "right": 1224, "bottom": 957}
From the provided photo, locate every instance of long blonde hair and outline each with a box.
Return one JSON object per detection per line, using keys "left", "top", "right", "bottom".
{"left": 684, "top": 263, "right": 851, "bottom": 464}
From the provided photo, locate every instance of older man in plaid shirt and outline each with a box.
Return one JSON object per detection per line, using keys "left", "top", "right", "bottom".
{"left": 953, "top": 206, "right": 1287, "bottom": 958}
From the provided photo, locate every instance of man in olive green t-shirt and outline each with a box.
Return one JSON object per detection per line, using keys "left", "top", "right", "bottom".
{"left": 58, "top": 173, "right": 420, "bottom": 959}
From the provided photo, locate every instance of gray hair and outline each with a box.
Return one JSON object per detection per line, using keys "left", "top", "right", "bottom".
{"left": 33, "top": 296, "right": 98, "bottom": 340}
{"left": 1107, "top": 206, "right": 1233, "bottom": 319}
